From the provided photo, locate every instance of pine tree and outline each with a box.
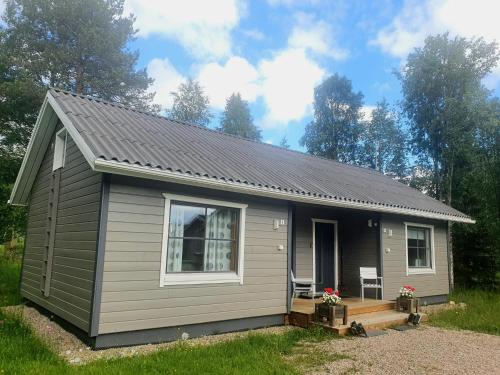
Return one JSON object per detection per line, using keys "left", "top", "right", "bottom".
{"left": 279, "top": 136, "right": 290, "bottom": 149}
{"left": 218, "top": 93, "right": 261, "bottom": 141}
{"left": 2, "top": 0, "right": 156, "bottom": 110}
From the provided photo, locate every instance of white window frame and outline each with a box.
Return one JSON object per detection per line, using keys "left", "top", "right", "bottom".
{"left": 159, "top": 193, "right": 247, "bottom": 286}
{"left": 52, "top": 128, "right": 67, "bottom": 171}
{"left": 405, "top": 222, "right": 436, "bottom": 275}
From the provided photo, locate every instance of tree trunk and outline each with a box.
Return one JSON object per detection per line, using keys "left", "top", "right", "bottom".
{"left": 75, "top": 64, "right": 84, "bottom": 94}
{"left": 447, "top": 220, "right": 454, "bottom": 293}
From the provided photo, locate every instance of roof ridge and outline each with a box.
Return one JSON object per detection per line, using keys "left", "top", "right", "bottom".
{"left": 50, "top": 88, "right": 387, "bottom": 177}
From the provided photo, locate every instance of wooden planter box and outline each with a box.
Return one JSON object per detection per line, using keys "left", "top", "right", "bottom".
{"left": 396, "top": 297, "right": 419, "bottom": 313}
{"left": 314, "top": 303, "right": 348, "bottom": 326}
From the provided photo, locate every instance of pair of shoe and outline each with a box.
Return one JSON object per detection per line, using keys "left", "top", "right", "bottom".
{"left": 350, "top": 321, "right": 367, "bottom": 337}
{"left": 408, "top": 313, "right": 421, "bottom": 325}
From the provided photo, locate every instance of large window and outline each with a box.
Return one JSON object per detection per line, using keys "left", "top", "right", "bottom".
{"left": 405, "top": 223, "right": 435, "bottom": 274}
{"left": 160, "top": 194, "right": 247, "bottom": 286}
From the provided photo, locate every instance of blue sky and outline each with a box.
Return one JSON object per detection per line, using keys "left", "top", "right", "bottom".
{"left": 98, "top": 1, "right": 500, "bottom": 149}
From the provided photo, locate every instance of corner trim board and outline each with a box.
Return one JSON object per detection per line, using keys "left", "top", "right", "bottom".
{"left": 89, "top": 174, "right": 110, "bottom": 337}
{"left": 93, "top": 314, "right": 284, "bottom": 349}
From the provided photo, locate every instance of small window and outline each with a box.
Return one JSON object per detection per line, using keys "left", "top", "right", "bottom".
{"left": 160, "top": 194, "right": 247, "bottom": 286}
{"left": 53, "top": 129, "right": 67, "bottom": 171}
{"left": 405, "top": 223, "right": 435, "bottom": 274}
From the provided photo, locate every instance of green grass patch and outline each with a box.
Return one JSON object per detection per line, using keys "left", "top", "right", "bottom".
{"left": 0, "top": 308, "right": 344, "bottom": 375}
{"left": 428, "top": 289, "right": 500, "bottom": 335}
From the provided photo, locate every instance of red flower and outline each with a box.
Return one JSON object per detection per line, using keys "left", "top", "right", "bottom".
{"left": 334, "top": 290, "right": 340, "bottom": 296}
{"left": 324, "top": 288, "right": 334, "bottom": 295}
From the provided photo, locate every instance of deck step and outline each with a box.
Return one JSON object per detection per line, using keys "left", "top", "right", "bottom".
{"left": 348, "top": 301, "right": 395, "bottom": 316}
{"left": 316, "top": 311, "right": 427, "bottom": 336}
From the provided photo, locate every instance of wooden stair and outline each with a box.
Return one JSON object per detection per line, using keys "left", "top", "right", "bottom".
{"left": 348, "top": 300, "right": 395, "bottom": 316}
{"left": 287, "top": 298, "right": 425, "bottom": 335}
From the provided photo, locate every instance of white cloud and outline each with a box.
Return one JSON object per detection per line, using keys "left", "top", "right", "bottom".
{"left": 258, "top": 48, "right": 325, "bottom": 127}
{"left": 360, "top": 105, "right": 376, "bottom": 122}
{"left": 372, "top": 0, "right": 500, "bottom": 82}
{"left": 197, "top": 56, "right": 261, "bottom": 109}
{"left": 265, "top": 139, "right": 274, "bottom": 144}
{"left": 147, "top": 58, "right": 186, "bottom": 109}
{"left": 288, "top": 13, "right": 349, "bottom": 60}
{"left": 124, "top": 0, "right": 244, "bottom": 60}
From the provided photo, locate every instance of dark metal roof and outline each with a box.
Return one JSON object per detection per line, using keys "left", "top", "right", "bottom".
{"left": 49, "top": 88, "right": 471, "bottom": 221}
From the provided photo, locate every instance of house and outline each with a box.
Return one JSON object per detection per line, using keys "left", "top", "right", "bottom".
{"left": 10, "top": 89, "right": 474, "bottom": 349}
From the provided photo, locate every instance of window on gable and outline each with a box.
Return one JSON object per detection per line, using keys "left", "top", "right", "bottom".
{"left": 406, "top": 224, "right": 435, "bottom": 274}
{"left": 52, "top": 129, "right": 67, "bottom": 171}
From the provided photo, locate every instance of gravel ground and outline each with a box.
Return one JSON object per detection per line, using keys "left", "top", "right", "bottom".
{"left": 2, "top": 305, "right": 293, "bottom": 364}
{"left": 4, "top": 304, "right": 499, "bottom": 373}
{"left": 308, "top": 325, "right": 500, "bottom": 375}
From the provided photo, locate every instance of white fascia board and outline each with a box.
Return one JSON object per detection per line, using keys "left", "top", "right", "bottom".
{"left": 9, "top": 92, "right": 97, "bottom": 205}
{"left": 46, "top": 92, "right": 96, "bottom": 168}
{"left": 93, "top": 159, "right": 475, "bottom": 224}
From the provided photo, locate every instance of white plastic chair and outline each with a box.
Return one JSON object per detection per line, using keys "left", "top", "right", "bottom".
{"left": 291, "top": 270, "right": 315, "bottom": 309}
{"left": 359, "top": 267, "right": 383, "bottom": 301}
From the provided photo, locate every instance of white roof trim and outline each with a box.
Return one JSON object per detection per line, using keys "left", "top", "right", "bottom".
{"left": 9, "top": 91, "right": 97, "bottom": 205}
{"left": 94, "top": 159, "right": 475, "bottom": 224}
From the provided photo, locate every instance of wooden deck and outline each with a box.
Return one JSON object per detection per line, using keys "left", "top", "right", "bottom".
{"left": 291, "top": 297, "right": 394, "bottom": 315}
{"left": 287, "top": 297, "right": 424, "bottom": 335}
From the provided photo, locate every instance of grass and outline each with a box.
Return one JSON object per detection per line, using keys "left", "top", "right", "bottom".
{"left": 0, "top": 312, "right": 344, "bottom": 375}
{"left": 428, "top": 289, "right": 500, "bottom": 335}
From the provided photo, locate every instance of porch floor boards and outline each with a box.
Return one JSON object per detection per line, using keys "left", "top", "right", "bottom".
{"left": 291, "top": 297, "right": 395, "bottom": 315}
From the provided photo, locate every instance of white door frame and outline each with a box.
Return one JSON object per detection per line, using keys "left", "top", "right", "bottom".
{"left": 311, "top": 218, "right": 338, "bottom": 294}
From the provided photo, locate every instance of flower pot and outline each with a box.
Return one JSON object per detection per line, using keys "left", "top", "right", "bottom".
{"left": 396, "top": 297, "right": 419, "bottom": 313}
{"left": 315, "top": 303, "right": 345, "bottom": 326}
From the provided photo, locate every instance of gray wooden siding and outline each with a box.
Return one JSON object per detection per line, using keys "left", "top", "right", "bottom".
{"left": 21, "top": 129, "right": 101, "bottom": 332}
{"left": 98, "top": 180, "right": 288, "bottom": 334}
{"left": 381, "top": 215, "right": 449, "bottom": 299}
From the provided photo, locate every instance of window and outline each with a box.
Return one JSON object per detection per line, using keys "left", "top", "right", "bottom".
{"left": 160, "top": 194, "right": 247, "bottom": 286}
{"left": 405, "top": 223, "right": 435, "bottom": 275}
{"left": 53, "top": 129, "right": 67, "bottom": 171}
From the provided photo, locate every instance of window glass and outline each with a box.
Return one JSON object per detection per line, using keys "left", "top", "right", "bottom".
{"left": 166, "top": 202, "right": 239, "bottom": 273}
{"left": 407, "top": 226, "right": 431, "bottom": 268}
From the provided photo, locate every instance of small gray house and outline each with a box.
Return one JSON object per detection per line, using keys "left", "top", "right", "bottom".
{"left": 10, "top": 89, "right": 473, "bottom": 348}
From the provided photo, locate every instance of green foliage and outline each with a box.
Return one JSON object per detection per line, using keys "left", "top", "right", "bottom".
{"left": 2, "top": 0, "right": 156, "bottom": 111}
{"left": 300, "top": 74, "right": 364, "bottom": 164}
{"left": 0, "top": 244, "right": 22, "bottom": 307}
{"left": 359, "top": 99, "right": 407, "bottom": 177}
{"left": 399, "top": 33, "right": 499, "bottom": 202}
{"left": 428, "top": 289, "right": 500, "bottom": 335}
{"left": 218, "top": 93, "right": 261, "bottom": 141}
{"left": 279, "top": 136, "right": 290, "bottom": 149}
{"left": 169, "top": 79, "right": 212, "bottom": 126}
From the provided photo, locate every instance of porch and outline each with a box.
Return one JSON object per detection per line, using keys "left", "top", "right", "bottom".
{"left": 291, "top": 203, "right": 384, "bottom": 301}
{"left": 287, "top": 297, "right": 418, "bottom": 335}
